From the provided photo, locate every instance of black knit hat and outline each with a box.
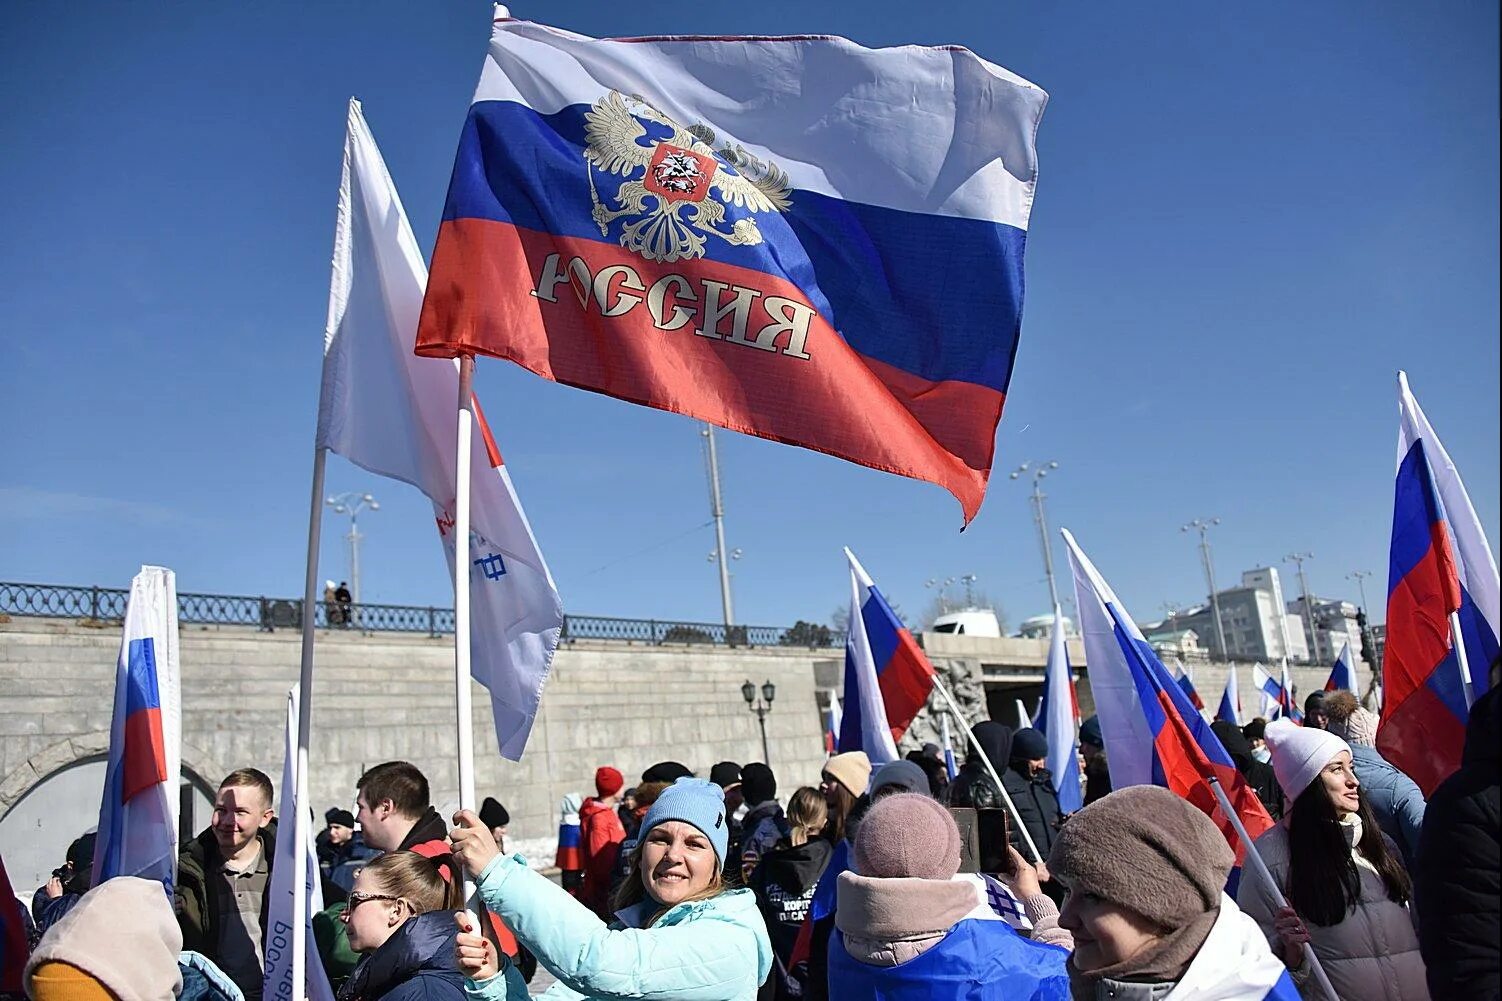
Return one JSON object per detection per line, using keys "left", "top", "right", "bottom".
{"left": 741, "top": 762, "right": 776, "bottom": 805}
{"left": 709, "top": 761, "right": 742, "bottom": 789}
{"left": 1011, "top": 727, "right": 1049, "bottom": 761}
{"left": 324, "top": 807, "right": 355, "bottom": 829}
{"left": 642, "top": 761, "right": 694, "bottom": 784}
{"left": 479, "top": 797, "right": 510, "bottom": 830}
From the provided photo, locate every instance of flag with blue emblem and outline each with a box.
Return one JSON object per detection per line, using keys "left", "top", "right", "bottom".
{"left": 92, "top": 566, "right": 180, "bottom": 891}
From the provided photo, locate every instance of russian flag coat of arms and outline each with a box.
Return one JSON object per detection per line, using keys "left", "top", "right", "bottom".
{"left": 417, "top": 16, "right": 1048, "bottom": 522}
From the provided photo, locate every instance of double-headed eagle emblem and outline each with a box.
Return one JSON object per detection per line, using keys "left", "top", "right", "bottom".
{"left": 584, "top": 91, "right": 792, "bottom": 264}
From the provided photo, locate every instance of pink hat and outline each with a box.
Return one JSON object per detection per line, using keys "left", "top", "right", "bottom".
{"left": 595, "top": 766, "right": 624, "bottom": 797}
{"left": 853, "top": 792, "right": 961, "bottom": 880}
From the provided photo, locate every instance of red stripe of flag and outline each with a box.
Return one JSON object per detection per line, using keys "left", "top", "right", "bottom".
{"left": 875, "top": 629, "right": 935, "bottom": 744}
{"left": 120, "top": 706, "right": 168, "bottom": 803}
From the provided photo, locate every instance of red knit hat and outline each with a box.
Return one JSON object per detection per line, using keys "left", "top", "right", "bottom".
{"left": 595, "top": 766, "right": 624, "bottom": 797}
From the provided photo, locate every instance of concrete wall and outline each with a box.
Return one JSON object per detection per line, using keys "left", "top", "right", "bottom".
{"left": 0, "top": 617, "right": 831, "bottom": 866}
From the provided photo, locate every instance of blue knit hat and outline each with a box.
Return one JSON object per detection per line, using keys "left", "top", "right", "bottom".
{"left": 639, "top": 777, "right": 729, "bottom": 862}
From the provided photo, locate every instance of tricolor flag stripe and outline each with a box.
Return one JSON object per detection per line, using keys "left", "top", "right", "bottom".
{"left": 1325, "top": 643, "right": 1358, "bottom": 693}
{"left": 416, "top": 20, "right": 1048, "bottom": 521}
{"left": 120, "top": 639, "right": 168, "bottom": 803}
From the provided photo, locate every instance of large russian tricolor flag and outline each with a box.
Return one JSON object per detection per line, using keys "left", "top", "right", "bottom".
{"left": 1325, "top": 641, "right": 1358, "bottom": 693}
{"left": 1380, "top": 372, "right": 1499, "bottom": 795}
{"left": 839, "top": 548, "right": 936, "bottom": 764}
{"left": 1034, "top": 606, "right": 1083, "bottom": 813}
{"left": 92, "top": 566, "right": 181, "bottom": 891}
{"left": 415, "top": 17, "right": 1048, "bottom": 523}
{"left": 1064, "top": 531, "right": 1274, "bottom": 882}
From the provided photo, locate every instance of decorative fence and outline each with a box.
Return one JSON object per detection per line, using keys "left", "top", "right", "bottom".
{"left": 0, "top": 581, "right": 844, "bottom": 649}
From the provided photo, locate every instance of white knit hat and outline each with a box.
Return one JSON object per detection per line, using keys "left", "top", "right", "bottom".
{"left": 1264, "top": 718, "right": 1352, "bottom": 801}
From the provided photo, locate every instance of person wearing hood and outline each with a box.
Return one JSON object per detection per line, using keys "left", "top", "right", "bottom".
{"left": 869, "top": 760, "right": 929, "bottom": 801}
{"left": 1211, "top": 719, "right": 1283, "bottom": 820}
{"left": 1322, "top": 691, "right": 1425, "bottom": 868}
{"left": 1078, "top": 717, "right": 1111, "bottom": 806}
{"left": 735, "top": 763, "right": 790, "bottom": 883}
{"left": 1003, "top": 729, "right": 1065, "bottom": 886}
{"left": 1414, "top": 683, "right": 1500, "bottom": 1001}
{"left": 831, "top": 792, "right": 1068, "bottom": 998}
{"left": 451, "top": 777, "right": 773, "bottom": 1000}
{"left": 748, "top": 787, "right": 834, "bottom": 1000}
{"left": 1050, "top": 786, "right": 1296, "bottom": 1000}
{"left": 25, "top": 875, "right": 184, "bottom": 1001}
{"left": 579, "top": 767, "right": 627, "bottom": 918}
{"left": 946, "top": 720, "right": 1012, "bottom": 811}
{"left": 339, "top": 850, "right": 494, "bottom": 1001}
{"left": 1237, "top": 719, "right": 1427, "bottom": 1000}
{"left": 904, "top": 748, "right": 949, "bottom": 799}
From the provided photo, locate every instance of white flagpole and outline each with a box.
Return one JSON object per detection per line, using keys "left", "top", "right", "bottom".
{"left": 1205, "top": 777, "right": 1337, "bottom": 1001}
{"left": 930, "top": 674, "right": 1044, "bottom": 864}
{"left": 454, "top": 355, "right": 479, "bottom": 903}
{"left": 291, "top": 443, "right": 327, "bottom": 1001}
{"left": 1449, "top": 611, "right": 1475, "bottom": 709}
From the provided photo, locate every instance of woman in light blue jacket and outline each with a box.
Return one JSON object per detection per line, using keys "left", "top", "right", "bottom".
{"left": 450, "top": 777, "right": 773, "bottom": 1000}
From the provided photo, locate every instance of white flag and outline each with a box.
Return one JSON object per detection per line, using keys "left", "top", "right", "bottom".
{"left": 262, "top": 686, "right": 335, "bottom": 1001}
{"left": 316, "top": 99, "right": 564, "bottom": 758}
{"left": 93, "top": 566, "right": 181, "bottom": 890}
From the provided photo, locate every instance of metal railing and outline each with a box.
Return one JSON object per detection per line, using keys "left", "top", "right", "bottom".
{"left": 0, "top": 581, "right": 844, "bottom": 649}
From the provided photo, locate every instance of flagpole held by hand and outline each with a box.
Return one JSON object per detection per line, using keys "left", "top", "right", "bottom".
{"left": 454, "top": 354, "right": 479, "bottom": 906}
{"left": 930, "top": 674, "right": 1045, "bottom": 864}
{"left": 1205, "top": 776, "right": 1338, "bottom": 1001}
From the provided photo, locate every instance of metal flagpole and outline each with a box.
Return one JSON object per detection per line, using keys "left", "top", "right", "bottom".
{"left": 702, "top": 425, "right": 735, "bottom": 627}
{"left": 1205, "top": 776, "right": 1338, "bottom": 1001}
{"left": 291, "top": 444, "right": 328, "bottom": 1001}
{"left": 930, "top": 674, "right": 1044, "bottom": 863}
{"left": 1450, "top": 611, "right": 1475, "bottom": 709}
{"left": 454, "top": 356, "right": 479, "bottom": 904}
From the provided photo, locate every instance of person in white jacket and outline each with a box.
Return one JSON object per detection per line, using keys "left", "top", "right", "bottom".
{"left": 1237, "top": 719, "right": 1428, "bottom": 1001}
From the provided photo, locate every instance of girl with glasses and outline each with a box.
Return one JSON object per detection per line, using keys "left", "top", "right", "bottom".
{"left": 338, "top": 852, "right": 473, "bottom": 1001}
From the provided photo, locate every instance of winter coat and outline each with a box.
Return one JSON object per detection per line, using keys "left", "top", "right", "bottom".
{"left": 180, "top": 951, "right": 247, "bottom": 1001}
{"left": 1237, "top": 816, "right": 1427, "bottom": 1001}
{"left": 397, "top": 809, "right": 456, "bottom": 881}
{"left": 748, "top": 837, "right": 832, "bottom": 999}
{"left": 465, "top": 852, "right": 773, "bottom": 1001}
{"left": 1077, "top": 895, "right": 1298, "bottom": 1001}
{"left": 735, "top": 801, "right": 790, "bottom": 881}
{"left": 1415, "top": 684, "right": 1500, "bottom": 1001}
{"left": 339, "top": 911, "right": 478, "bottom": 1001}
{"left": 1083, "top": 752, "right": 1111, "bottom": 806}
{"left": 176, "top": 827, "right": 276, "bottom": 957}
{"left": 1002, "top": 765, "right": 1062, "bottom": 858}
{"left": 1348, "top": 745, "right": 1425, "bottom": 869}
{"left": 578, "top": 798, "right": 625, "bottom": 918}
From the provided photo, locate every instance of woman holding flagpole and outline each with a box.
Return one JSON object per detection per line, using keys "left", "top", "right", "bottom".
{"left": 449, "top": 777, "right": 772, "bottom": 1000}
{"left": 1237, "top": 720, "right": 1428, "bottom": 1000}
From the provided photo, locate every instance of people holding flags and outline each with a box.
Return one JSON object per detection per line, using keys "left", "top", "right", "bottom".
{"left": 1238, "top": 721, "right": 1428, "bottom": 1000}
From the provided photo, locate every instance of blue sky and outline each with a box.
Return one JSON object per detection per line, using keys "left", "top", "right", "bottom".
{"left": 1, "top": 2, "right": 1496, "bottom": 633}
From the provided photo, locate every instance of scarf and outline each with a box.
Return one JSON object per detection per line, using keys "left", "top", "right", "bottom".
{"left": 1067, "top": 905, "right": 1220, "bottom": 1001}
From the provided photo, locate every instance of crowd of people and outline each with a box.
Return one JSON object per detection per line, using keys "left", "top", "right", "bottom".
{"left": 10, "top": 679, "right": 1499, "bottom": 1001}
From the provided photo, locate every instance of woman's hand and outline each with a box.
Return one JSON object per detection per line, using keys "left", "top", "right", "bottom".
{"left": 44, "top": 876, "right": 63, "bottom": 899}
{"left": 1273, "top": 906, "right": 1310, "bottom": 967}
{"left": 454, "top": 911, "right": 500, "bottom": 981}
{"left": 449, "top": 809, "right": 502, "bottom": 879}
{"left": 1004, "top": 846, "right": 1043, "bottom": 899}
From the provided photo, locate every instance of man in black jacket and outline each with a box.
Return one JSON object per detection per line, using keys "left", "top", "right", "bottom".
{"left": 1416, "top": 682, "right": 1500, "bottom": 1001}
{"left": 946, "top": 719, "right": 1012, "bottom": 810}
{"left": 176, "top": 768, "right": 277, "bottom": 1001}
{"left": 1003, "top": 729, "right": 1064, "bottom": 888}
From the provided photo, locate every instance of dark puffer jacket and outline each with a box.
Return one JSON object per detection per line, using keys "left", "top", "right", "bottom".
{"left": 337, "top": 911, "right": 467, "bottom": 1001}
{"left": 1416, "top": 685, "right": 1500, "bottom": 1001}
{"left": 1001, "top": 763, "right": 1062, "bottom": 858}
{"left": 176, "top": 826, "right": 275, "bottom": 956}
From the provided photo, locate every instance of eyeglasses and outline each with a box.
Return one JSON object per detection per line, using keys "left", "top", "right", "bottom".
{"left": 341, "top": 892, "right": 404, "bottom": 916}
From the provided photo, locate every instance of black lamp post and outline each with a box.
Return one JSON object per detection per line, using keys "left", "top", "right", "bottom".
{"left": 742, "top": 678, "right": 776, "bottom": 763}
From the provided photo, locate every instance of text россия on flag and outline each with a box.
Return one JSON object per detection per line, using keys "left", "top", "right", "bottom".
{"left": 416, "top": 19, "right": 1047, "bottom": 522}
{"left": 317, "top": 100, "right": 563, "bottom": 760}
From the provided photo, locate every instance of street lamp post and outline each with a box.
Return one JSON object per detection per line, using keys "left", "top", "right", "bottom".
{"left": 1011, "top": 461, "right": 1061, "bottom": 609}
{"left": 701, "top": 425, "right": 737, "bottom": 628}
{"left": 741, "top": 679, "right": 776, "bottom": 763}
{"left": 1346, "top": 570, "right": 1373, "bottom": 617}
{"left": 325, "top": 492, "right": 379, "bottom": 626}
{"left": 1286, "top": 552, "right": 1316, "bottom": 662}
{"left": 1182, "top": 518, "right": 1229, "bottom": 660}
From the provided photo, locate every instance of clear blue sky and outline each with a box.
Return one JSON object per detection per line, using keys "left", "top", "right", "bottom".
{"left": 2, "top": 2, "right": 1496, "bottom": 633}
